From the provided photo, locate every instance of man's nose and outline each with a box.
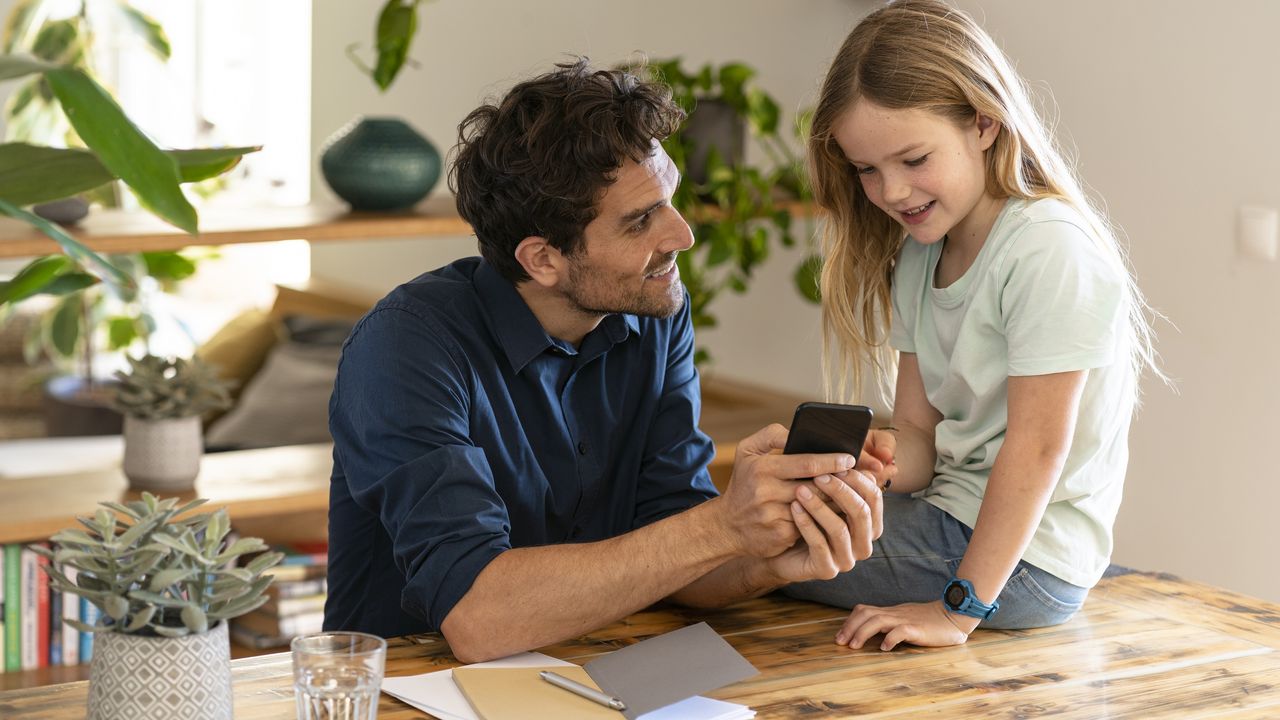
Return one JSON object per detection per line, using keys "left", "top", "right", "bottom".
{"left": 663, "top": 206, "right": 695, "bottom": 252}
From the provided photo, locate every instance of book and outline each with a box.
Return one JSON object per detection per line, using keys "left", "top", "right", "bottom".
{"left": 233, "top": 607, "right": 323, "bottom": 638}
{"left": 33, "top": 545, "right": 49, "bottom": 669}
{"left": 262, "top": 592, "right": 326, "bottom": 617}
{"left": 262, "top": 563, "right": 327, "bottom": 582}
{"left": 267, "top": 577, "right": 327, "bottom": 600}
{"left": 49, "top": 588, "right": 62, "bottom": 666}
{"left": 62, "top": 567, "right": 79, "bottom": 666}
{"left": 0, "top": 547, "right": 5, "bottom": 670}
{"left": 81, "top": 596, "right": 100, "bottom": 662}
{"left": 20, "top": 545, "right": 37, "bottom": 669}
{"left": 4, "top": 544, "right": 19, "bottom": 671}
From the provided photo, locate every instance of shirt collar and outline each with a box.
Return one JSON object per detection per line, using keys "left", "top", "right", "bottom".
{"left": 474, "top": 260, "right": 640, "bottom": 373}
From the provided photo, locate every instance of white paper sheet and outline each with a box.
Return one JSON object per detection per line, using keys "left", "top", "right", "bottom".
{"left": 379, "top": 651, "right": 754, "bottom": 720}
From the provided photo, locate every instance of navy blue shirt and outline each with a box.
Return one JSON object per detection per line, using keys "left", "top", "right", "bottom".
{"left": 325, "top": 258, "right": 718, "bottom": 638}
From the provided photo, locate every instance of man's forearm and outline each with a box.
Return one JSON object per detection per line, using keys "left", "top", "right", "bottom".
{"left": 441, "top": 497, "right": 739, "bottom": 662}
{"left": 668, "top": 555, "right": 783, "bottom": 608}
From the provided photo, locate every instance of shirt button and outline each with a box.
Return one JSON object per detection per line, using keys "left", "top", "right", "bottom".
{"left": 577, "top": 441, "right": 587, "bottom": 455}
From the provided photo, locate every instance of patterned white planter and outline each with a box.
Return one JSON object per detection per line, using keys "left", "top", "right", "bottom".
{"left": 122, "top": 415, "right": 203, "bottom": 492}
{"left": 87, "top": 620, "right": 233, "bottom": 720}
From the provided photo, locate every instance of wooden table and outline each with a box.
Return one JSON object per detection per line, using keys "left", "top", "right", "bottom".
{"left": 4, "top": 570, "right": 1278, "bottom": 718}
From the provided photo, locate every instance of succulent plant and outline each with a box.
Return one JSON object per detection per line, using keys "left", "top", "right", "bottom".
{"left": 111, "top": 354, "right": 234, "bottom": 421}
{"left": 32, "top": 493, "right": 285, "bottom": 637}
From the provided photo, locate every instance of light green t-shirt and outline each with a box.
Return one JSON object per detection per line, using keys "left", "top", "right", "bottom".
{"left": 889, "top": 197, "right": 1133, "bottom": 588}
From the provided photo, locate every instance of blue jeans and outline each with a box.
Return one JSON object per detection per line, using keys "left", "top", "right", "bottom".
{"left": 783, "top": 493, "right": 1089, "bottom": 629}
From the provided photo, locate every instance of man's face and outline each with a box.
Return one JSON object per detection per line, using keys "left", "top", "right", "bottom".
{"left": 561, "top": 144, "right": 694, "bottom": 319}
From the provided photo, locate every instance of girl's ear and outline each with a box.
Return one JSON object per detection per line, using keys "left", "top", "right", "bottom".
{"left": 515, "top": 236, "right": 567, "bottom": 288}
{"left": 976, "top": 113, "right": 1001, "bottom": 151}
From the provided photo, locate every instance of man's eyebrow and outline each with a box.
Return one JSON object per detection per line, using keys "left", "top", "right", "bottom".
{"left": 848, "top": 142, "right": 925, "bottom": 165}
{"left": 618, "top": 199, "right": 666, "bottom": 227}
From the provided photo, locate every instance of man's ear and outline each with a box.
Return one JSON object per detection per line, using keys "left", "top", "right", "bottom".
{"left": 514, "top": 236, "right": 567, "bottom": 288}
{"left": 976, "top": 113, "right": 1001, "bottom": 152}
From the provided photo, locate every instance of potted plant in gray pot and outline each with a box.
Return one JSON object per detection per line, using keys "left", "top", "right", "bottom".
{"left": 33, "top": 494, "right": 284, "bottom": 720}
{"left": 111, "top": 354, "right": 233, "bottom": 492}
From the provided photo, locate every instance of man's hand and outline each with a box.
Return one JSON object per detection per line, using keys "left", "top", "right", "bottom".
{"left": 834, "top": 600, "right": 977, "bottom": 651}
{"left": 718, "top": 424, "right": 857, "bottom": 559}
{"left": 764, "top": 468, "right": 884, "bottom": 584}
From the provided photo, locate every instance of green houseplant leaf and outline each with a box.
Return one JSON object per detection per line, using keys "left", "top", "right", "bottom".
{"left": 373, "top": 0, "right": 419, "bottom": 92}
{"left": 44, "top": 66, "right": 196, "bottom": 233}
{"left": 0, "top": 143, "right": 259, "bottom": 206}
{"left": 37, "top": 492, "right": 282, "bottom": 636}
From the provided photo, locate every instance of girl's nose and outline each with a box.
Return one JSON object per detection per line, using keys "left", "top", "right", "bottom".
{"left": 882, "top": 173, "right": 911, "bottom": 205}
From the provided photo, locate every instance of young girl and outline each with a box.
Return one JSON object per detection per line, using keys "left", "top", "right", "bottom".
{"left": 783, "top": 0, "right": 1162, "bottom": 650}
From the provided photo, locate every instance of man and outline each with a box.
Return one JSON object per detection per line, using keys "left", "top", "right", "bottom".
{"left": 325, "top": 59, "right": 883, "bottom": 663}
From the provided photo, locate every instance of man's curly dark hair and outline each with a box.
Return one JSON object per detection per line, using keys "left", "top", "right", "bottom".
{"left": 449, "top": 57, "right": 685, "bottom": 284}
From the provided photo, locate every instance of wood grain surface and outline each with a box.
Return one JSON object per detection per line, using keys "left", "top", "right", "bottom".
{"left": 3, "top": 571, "right": 1278, "bottom": 718}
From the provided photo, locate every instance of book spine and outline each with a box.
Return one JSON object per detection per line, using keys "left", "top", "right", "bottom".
{"left": 3, "top": 544, "right": 19, "bottom": 671}
{"left": 0, "top": 547, "right": 5, "bottom": 671}
{"left": 20, "top": 546, "right": 37, "bottom": 669}
{"left": 62, "top": 567, "right": 79, "bottom": 666}
{"left": 81, "top": 598, "right": 100, "bottom": 663}
{"left": 49, "top": 588, "right": 62, "bottom": 666}
{"left": 270, "top": 577, "right": 328, "bottom": 599}
{"left": 34, "top": 547, "right": 49, "bottom": 668}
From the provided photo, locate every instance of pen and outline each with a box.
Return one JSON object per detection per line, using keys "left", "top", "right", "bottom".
{"left": 538, "top": 670, "right": 627, "bottom": 711}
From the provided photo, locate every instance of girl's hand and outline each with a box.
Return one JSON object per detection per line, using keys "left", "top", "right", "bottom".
{"left": 835, "top": 600, "right": 976, "bottom": 651}
{"left": 855, "top": 429, "right": 899, "bottom": 489}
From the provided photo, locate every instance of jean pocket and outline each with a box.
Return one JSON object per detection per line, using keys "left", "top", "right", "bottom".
{"left": 1007, "top": 567, "right": 1086, "bottom": 616}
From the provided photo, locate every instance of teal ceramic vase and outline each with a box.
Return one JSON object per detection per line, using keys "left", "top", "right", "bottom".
{"left": 320, "top": 116, "right": 441, "bottom": 211}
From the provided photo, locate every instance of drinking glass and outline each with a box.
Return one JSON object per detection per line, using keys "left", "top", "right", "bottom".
{"left": 292, "top": 631, "right": 387, "bottom": 720}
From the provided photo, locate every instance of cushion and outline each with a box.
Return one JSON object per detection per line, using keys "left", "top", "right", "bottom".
{"left": 196, "top": 308, "right": 284, "bottom": 398}
{"left": 203, "top": 316, "right": 354, "bottom": 450}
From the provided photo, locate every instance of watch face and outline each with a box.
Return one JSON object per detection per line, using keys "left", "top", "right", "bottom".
{"left": 944, "top": 582, "right": 967, "bottom": 609}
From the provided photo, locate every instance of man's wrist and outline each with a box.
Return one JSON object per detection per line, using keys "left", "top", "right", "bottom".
{"left": 747, "top": 556, "right": 788, "bottom": 594}
{"left": 694, "top": 496, "right": 747, "bottom": 559}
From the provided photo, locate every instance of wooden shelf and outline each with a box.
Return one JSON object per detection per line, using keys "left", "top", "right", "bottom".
{"left": 0, "top": 196, "right": 819, "bottom": 260}
{"left": 0, "top": 443, "right": 333, "bottom": 545}
{"left": 0, "top": 195, "right": 471, "bottom": 259}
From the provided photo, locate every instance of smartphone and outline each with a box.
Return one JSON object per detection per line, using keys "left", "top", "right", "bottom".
{"left": 782, "top": 401, "right": 874, "bottom": 461}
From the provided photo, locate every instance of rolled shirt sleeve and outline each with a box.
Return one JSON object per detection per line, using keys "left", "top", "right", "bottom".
{"left": 330, "top": 305, "right": 512, "bottom": 631}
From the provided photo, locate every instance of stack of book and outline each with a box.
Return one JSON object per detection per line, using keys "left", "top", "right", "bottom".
{"left": 230, "top": 541, "right": 328, "bottom": 649}
{"left": 1, "top": 543, "right": 101, "bottom": 671}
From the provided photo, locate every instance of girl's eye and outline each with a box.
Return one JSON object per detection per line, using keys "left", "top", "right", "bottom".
{"left": 854, "top": 165, "right": 875, "bottom": 176}
{"left": 905, "top": 154, "right": 930, "bottom": 167}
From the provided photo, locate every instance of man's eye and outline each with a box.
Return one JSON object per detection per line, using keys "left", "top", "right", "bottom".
{"left": 631, "top": 214, "right": 652, "bottom": 233}
{"left": 905, "top": 154, "right": 930, "bottom": 167}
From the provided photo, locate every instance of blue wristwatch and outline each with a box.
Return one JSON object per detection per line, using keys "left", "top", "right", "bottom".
{"left": 942, "top": 578, "right": 999, "bottom": 620}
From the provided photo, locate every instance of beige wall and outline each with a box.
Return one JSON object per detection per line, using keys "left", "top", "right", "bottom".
{"left": 309, "top": 1, "right": 1280, "bottom": 602}
{"left": 946, "top": 0, "right": 1280, "bottom": 602}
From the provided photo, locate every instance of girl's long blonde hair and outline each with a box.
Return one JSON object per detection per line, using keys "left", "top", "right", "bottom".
{"left": 811, "top": 0, "right": 1162, "bottom": 404}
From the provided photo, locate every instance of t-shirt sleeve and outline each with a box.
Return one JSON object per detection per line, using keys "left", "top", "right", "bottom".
{"left": 329, "top": 305, "right": 510, "bottom": 631}
{"left": 632, "top": 294, "right": 718, "bottom": 529}
{"left": 999, "top": 220, "right": 1126, "bottom": 376}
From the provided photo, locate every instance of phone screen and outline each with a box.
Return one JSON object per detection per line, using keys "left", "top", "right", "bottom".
{"left": 782, "top": 402, "right": 874, "bottom": 460}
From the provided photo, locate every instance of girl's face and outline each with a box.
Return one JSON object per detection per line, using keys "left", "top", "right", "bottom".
{"left": 834, "top": 101, "right": 999, "bottom": 246}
